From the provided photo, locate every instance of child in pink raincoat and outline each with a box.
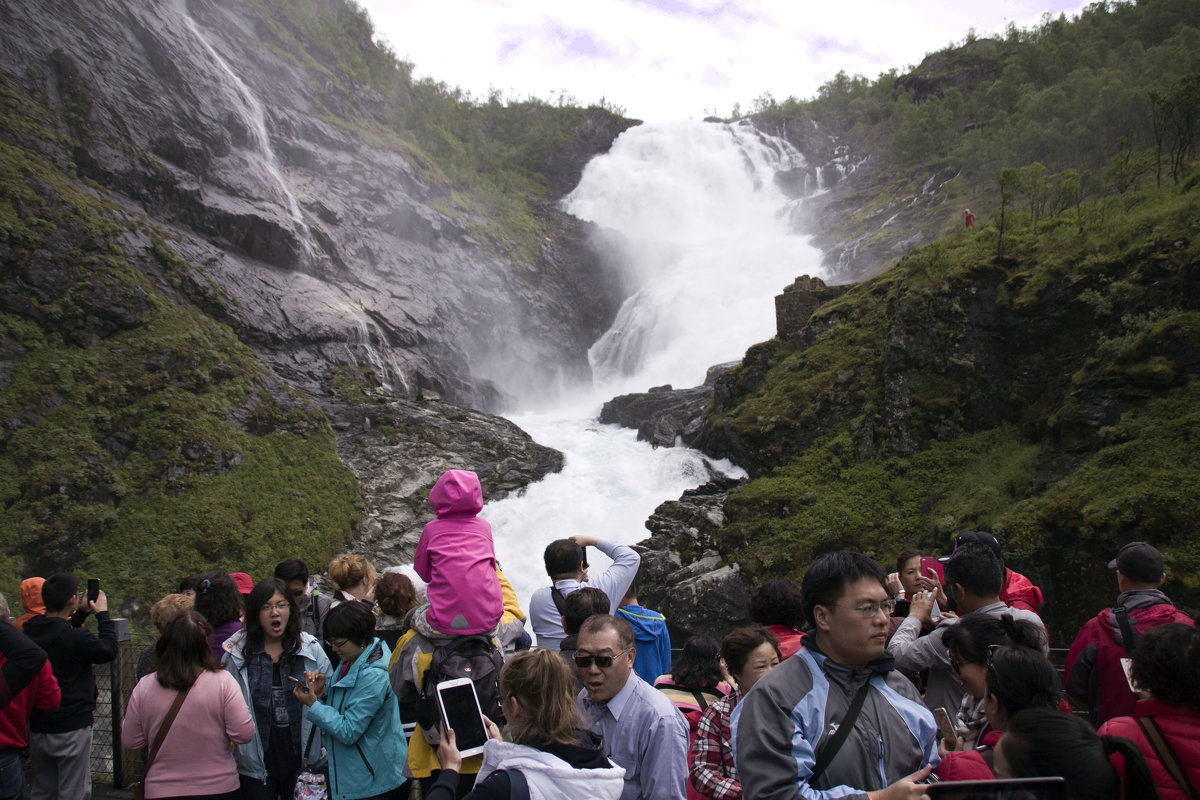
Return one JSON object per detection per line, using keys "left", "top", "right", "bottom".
{"left": 412, "top": 470, "right": 503, "bottom": 636}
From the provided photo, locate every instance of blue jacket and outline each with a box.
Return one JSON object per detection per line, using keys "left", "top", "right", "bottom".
{"left": 615, "top": 604, "right": 672, "bottom": 685}
{"left": 223, "top": 629, "right": 333, "bottom": 782}
{"left": 306, "top": 638, "right": 407, "bottom": 800}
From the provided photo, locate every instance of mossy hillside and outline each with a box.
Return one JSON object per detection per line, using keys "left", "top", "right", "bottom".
{"left": 707, "top": 181, "right": 1200, "bottom": 641}
{"left": 0, "top": 134, "right": 359, "bottom": 617}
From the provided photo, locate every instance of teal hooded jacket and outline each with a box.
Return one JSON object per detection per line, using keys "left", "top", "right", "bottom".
{"left": 305, "top": 638, "right": 408, "bottom": 800}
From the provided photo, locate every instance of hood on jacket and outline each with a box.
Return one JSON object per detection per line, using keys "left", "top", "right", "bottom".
{"left": 20, "top": 578, "right": 45, "bottom": 616}
{"left": 617, "top": 605, "right": 667, "bottom": 643}
{"left": 429, "top": 469, "right": 483, "bottom": 518}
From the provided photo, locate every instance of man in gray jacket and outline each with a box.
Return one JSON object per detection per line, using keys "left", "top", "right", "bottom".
{"left": 732, "top": 552, "right": 937, "bottom": 800}
{"left": 887, "top": 543, "right": 1048, "bottom": 718}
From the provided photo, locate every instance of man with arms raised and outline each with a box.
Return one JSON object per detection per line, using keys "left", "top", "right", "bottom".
{"left": 733, "top": 551, "right": 937, "bottom": 800}
{"left": 576, "top": 614, "right": 689, "bottom": 800}
{"left": 530, "top": 535, "right": 640, "bottom": 652}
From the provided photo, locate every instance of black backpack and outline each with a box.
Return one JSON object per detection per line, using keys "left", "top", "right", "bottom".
{"left": 416, "top": 634, "right": 504, "bottom": 745}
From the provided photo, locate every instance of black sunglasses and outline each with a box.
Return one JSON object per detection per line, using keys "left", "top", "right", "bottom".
{"left": 574, "top": 646, "right": 632, "bottom": 669}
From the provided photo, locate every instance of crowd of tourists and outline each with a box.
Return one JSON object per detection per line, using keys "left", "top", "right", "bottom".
{"left": 0, "top": 468, "right": 1197, "bottom": 800}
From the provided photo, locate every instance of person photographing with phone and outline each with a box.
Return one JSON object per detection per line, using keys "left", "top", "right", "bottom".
{"left": 292, "top": 602, "right": 406, "bottom": 800}
{"left": 431, "top": 648, "right": 625, "bottom": 800}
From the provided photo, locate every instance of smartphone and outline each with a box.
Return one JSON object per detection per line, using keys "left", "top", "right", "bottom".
{"left": 288, "top": 675, "right": 309, "bottom": 692}
{"left": 581, "top": 545, "right": 589, "bottom": 570}
{"left": 925, "top": 777, "right": 1067, "bottom": 799}
{"left": 87, "top": 578, "right": 100, "bottom": 604}
{"left": 920, "top": 557, "right": 945, "bottom": 584}
{"left": 436, "top": 678, "right": 488, "bottom": 757}
{"left": 931, "top": 707, "right": 959, "bottom": 750}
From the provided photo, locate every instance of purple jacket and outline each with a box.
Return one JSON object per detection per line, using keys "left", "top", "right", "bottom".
{"left": 414, "top": 470, "right": 502, "bottom": 635}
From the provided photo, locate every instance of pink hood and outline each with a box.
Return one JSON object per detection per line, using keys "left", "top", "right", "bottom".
{"left": 429, "top": 469, "right": 483, "bottom": 517}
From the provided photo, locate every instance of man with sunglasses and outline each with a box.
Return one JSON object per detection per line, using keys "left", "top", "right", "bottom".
{"left": 576, "top": 614, "right": 689, "bottom": 800}
{"left": 733, "top": 551, "right": 938, "bottom": 800}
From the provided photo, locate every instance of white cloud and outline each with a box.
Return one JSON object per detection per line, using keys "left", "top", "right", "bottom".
{"left": 357, "top": 0, "right": 1091, "bottom": 121}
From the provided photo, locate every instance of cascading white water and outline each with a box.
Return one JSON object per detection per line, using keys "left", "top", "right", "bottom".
{"left": 174, "top": 1, "right": 314, "bottom": 261}
{"left": 480, "top": 121, "right": 829, "bottom": 624}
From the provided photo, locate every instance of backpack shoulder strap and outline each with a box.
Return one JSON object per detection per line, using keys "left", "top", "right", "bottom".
{"left": 809, "top": 678, "right": 873, "bottom": 786}
{"left": 690, "top": 689, "right": 710, "bottom": 712}
{"left": 1111, "top": 606, "right": 1139, "bottom": 657}
{"left": 1136, "top": 716, "right": 1199, "bottom": 800}
{"left": 550, "top": 587, "right": 568, "bottom": 617}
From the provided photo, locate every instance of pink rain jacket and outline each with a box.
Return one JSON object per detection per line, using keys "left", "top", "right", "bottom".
{"left": 414, "top": 470, "right": 503, "bottom": 635}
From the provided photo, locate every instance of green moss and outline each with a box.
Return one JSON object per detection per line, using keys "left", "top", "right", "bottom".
{"left": 0, "top": 137, "right": 359, "bottom": 616}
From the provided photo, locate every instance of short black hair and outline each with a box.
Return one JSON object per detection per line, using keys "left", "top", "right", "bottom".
{"left": 544, "top": 539, "right": 583, "bottom": 579}
{"left": 1132, "top": 623, "right": 1200, "bottom": 710}
{"left": 274, "top": 559, "right": 309, "bottom": 584}
{"left": 323, "top": 601, "right": 376, "bottom": 647}
{"left": 747, "top": 579, "right": 805, "bottom": 628}
{"left": 669, "top": 634, "right": 724, "bottom": 691}
{"left": 41, "top": 574, "right": 79, "bottom": 613}
{"left": 799, "top": 552, "right": 888, "bottom": 629}
{"left": 943, "top": 543, "right": 1003, "bottom": 597}
{"left": 563, "top": 588, "right": 610, "bottom": 635}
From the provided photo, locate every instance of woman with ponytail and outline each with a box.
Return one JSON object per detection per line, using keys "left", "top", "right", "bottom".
{"left": 430, "top": 648, "right": 625, "bottom": 800}
{"left": 193, "top": 571, "right": 245, "bottom": 661}
{"left": 936, "top": 631, "right": 1062, "bottom": 781}
{"left": 995, "top": 708, "right": 1156, "bottom": 800}
{"left": 1099, "top": 622, "right": 1200, "bottom": 800}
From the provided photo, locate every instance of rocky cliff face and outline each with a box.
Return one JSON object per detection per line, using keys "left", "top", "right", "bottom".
{"left": 0, "top": 0, "right": 635, "bottom": 598}
{"left": 2, "top": 0, "right": 633, "bottom": 411}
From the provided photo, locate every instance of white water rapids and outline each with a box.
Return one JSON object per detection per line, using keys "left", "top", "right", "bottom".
{"left": 481, "top": 121, "right": 830, "bottom": 619}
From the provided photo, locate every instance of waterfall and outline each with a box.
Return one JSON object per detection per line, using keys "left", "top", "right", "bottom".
{"left": 563, "top": 120, "right": 825, "bottom": 395}
{"left": 480, "top": 121, "right": 829, "bottom": 624}
{"left": 174, "top": 0, "right": 314, "bottom": 262}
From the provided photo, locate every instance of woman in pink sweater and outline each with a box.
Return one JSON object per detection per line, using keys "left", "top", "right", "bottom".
{"left": 122, "top": 611, "right": 255, "bottom": 799}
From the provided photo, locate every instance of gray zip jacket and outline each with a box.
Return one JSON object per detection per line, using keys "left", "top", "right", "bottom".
{"left": 731, "top": 643, "right": 938, "bottom": 800}
{"left": 223, "top": 629, "right": 334, "bottom": 781}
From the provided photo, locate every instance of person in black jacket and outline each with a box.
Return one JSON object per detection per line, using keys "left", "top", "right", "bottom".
{"left": 23, "top": 573, "right": 118, "bottom": 800}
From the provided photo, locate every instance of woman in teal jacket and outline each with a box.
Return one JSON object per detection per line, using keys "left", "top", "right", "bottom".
{"left": 294, "top": 601, "right": 407, "bottom": 800}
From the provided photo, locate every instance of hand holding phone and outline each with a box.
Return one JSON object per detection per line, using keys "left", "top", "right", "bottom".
{"left": 87, "top": 578, "right": 100, "bottom": 603}
{"left": 436, "top": 678, "right": 489, "bottom": 758}
{"left": 288, "top": 675, "right": 309, "bottom": 693}
{"left": 932, "top": 707, "right": 959, "bottom": 751}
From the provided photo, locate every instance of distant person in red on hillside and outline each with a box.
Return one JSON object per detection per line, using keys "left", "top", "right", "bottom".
{"left": 965, "top": 208, "right": 976, "bottom": 228}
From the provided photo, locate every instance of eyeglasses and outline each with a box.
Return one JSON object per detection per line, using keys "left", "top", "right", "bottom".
{"left": 575, "top": 647, "right": 633, "bottom": 669}
{"left": 324, "top": 638, "right": 350, "bottom": 650}
{"left": 264, "top": 602, "right": 290, "bottom": 612}
{"left": 829, "top": 599, "right": 897, "bottom": 619}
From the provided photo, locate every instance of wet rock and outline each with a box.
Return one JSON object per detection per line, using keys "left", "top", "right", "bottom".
{"left": 634, "top": 476, "right": 750, "bottom": 640}
{"left": 599, "top": 362, "right": 738, "bottom": 448}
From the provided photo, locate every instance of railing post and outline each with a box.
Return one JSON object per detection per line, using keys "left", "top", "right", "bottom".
{"left": 109, "top": 617, "right": 134, "bottom": 788}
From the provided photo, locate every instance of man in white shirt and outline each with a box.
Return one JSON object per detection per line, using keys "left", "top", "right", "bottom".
{"left": 528, "top": 535, "right": 640, "bottom": 652}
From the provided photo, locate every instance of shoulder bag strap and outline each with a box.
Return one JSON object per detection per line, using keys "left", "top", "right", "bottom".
{"left": 1112, "top": 606, "right": 1139, "bottom": 657}
{"left": 809, "top": 678, "right": 873, "bottom": 786}
{"left": 144, "top": 688, "right": 190, "bottom": 778}
{"left": 550, "top": 587, "right": 568, "bottom": 617}
{"left": 1136, "top": 717, "right": 1199, "bottom": 800}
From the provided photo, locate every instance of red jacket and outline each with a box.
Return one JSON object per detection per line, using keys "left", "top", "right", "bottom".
{"left": 1000, "top": 568, "right": 1043, "bottom": 613}
{"left": 0, "top": 656, "right": 59, "bottom": 750}
{"left": 1100, "top": 699, "right": 1200, "bottom": 800}
{"left": 1066, "top": 591, "right": 1195, "bottom": 725}
{"left": 764, "top": 625, "right": 804, "bottom": 659}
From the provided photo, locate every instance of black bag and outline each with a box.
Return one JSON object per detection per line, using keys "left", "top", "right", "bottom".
{"left": 416, "top": 634, "right": 504, "bottom": 745}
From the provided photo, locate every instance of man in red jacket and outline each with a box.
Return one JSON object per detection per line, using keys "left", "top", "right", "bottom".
{"left": 1066, "top": 541, "right": 1195, "bottom": 726}
{"left": 0, "top": 593, "right": 60, "bottom": 800}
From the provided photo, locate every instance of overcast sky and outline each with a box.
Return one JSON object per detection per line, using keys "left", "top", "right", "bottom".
{"left": 356, "top": 0, "right": 1092, "bottom": 122}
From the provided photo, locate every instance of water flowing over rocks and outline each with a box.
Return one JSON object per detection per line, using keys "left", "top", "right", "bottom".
{"left": 598, "top": 362, "right": 738, "bottom": 448}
